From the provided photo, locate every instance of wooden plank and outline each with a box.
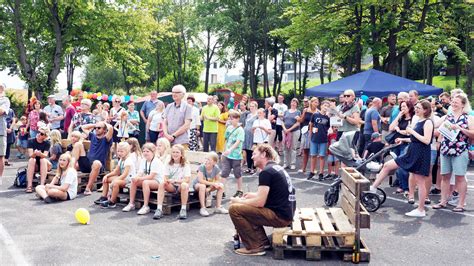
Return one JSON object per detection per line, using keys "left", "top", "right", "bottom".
{"left": 341, "top": 184, "right": 356, "bottom": 209}
{"left": 272, "top": 228, "right": 288, "bottom": 246}
{"left": 292, "top": 219, "right": 303, "bottom": 234}
{"left": 329, "top": 208, "right": 354, "bottom": 233}
{"left": 299, "top": 208, "right": 315, "bottom": 220}
{"left": 341, "top": 196, "right": 370, "bottom": 229}
{"left": 303, "top": 220, "right": 321, "bottom": 234}
{"left": 315, "top": 208, "right": 335, "bottom": 233}
{"left": 340, "top": 168, "right": 370, "bottom": 196}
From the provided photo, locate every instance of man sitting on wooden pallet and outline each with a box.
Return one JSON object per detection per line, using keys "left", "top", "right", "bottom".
{"left": 229, "top": 144, "right": 296, "bottom": 256}
{"left": 69, "top": 121, "right": 113, "bottom": 195}
{"left": 25, "top": 124, "right": 51, "bottom": 193}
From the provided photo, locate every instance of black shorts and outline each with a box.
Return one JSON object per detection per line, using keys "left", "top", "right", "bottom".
{"left": 78, "top": 156, "right": 92, "bottom": 173}
{"left": 275, "top": 125, "right": 283, "bottom": 142}
{"left": 66, "top": 192, "right": 71, "bottom": 200}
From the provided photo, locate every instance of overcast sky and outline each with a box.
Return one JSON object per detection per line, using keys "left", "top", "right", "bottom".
{"left": 0, "top": 67, "right": 84, "bottom": 90}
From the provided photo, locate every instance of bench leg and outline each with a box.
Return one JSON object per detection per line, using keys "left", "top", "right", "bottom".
{"left": 306, "top": 247, "right": 321, "bottom": 261}
{"left": 273, "top": 247, "right": 285, "bottom": 260}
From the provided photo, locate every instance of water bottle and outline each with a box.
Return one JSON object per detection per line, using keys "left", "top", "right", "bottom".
{"left": 233, "top": 233, "right": 240, "bottom": 250}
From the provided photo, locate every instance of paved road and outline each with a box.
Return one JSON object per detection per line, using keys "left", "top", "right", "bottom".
{"left": 1, "top": 155, "right": 473, "bottom": 265}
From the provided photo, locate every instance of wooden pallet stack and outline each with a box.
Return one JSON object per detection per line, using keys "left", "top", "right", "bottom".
{"left": 272, "top": 167, "right": 371, "bottom": 262}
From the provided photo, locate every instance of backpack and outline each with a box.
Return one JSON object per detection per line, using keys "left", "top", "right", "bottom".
{"left": 14, "top": 168, "right": 27, "bottom": 188}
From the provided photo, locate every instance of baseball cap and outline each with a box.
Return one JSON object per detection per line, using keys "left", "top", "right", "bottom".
{"left": 47, "top": 95, "right": 56, "bottom": 99}
{"left": 371, "top": 132, "right": 381, "bottom": 140}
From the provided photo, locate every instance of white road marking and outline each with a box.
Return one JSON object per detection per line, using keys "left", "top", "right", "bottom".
{"left": 290, "top": 177, "right": 474, "bottom": 218}
{"left": 0, "top": 223, "right": 30, "bottom": 266}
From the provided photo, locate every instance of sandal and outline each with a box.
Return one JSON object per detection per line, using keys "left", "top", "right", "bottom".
{"left": 393, "top": 188, "right": 404, "bottom": 194}
{"left": 424, "top": 198, "right": 431, "bottom": 205}
{"left": 25, "top": 187, "right": 33, "bottom": 193}
{"left": 83, "top": 189, "right": 92, "bottom": 196}
{"left": 407, "top": 198, "right": 415, "bottom": 204}
{"left": 452, "top": 207, "right": 465, "bottom": 213}
{"left": 432, "top": 204, "right": 446, "bottom": 209}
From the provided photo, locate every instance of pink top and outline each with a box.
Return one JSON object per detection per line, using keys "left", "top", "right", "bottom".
{"left": 28, "top": 110, "right": 40, "bottom": 131}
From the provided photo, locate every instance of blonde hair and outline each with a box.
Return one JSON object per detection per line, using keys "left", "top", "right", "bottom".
{"left": 454, "top": 93, "right": 472, "bottom": 114}
{"left": 142, "top": 143, "right": 157, "bottom": 154}
{"left": 253, "top": 144, "right": 280, "bottom": 164}
{"left": 126, "top": 138, "right": 142, "bottom": 158}
{"left": 309, "top": 97, "right": 319, "bottom": 112}
{"left": 207, "top": 152, "right": 219, "bottom": 163}
{"left": 69, "top": 131, "right": 83, "bottom": 142}
{"left": 49, "top": 130, "right": 62, "bottom": 146}
{"left": 117, "top": 142, "right": 131, "bottom": 159}
{"left": 155, "top": 101, "right": 165, "bottom": 112}
{"left": 56, "top": 153, "right": 74, "bottom": 178}
{"left": 169, "top": 144, "right": 188, "bottom": 166}
{"left": 156, "top": 137, "right": 171, "bottom": 157}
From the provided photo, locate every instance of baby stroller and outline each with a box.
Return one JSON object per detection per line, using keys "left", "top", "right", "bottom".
{"left": 324, "top": 132, "right": 400, "bottom": 212}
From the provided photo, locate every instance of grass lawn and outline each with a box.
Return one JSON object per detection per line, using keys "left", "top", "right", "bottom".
{"left": 416, "top": 76, "right": 466, "bottom": 91}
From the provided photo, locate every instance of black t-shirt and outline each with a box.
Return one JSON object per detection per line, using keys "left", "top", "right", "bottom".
{"left": 310, "top": 112, "right": 330, "bottom": 143}
{"left": 27, "top": 138, "right": 51, "bottom": 153}
{"left": 259, "top": 161, "right": 296, "bottom": 221}
{"left": 366, "top": 141, "right": 385, "bottom": 162}
{"left": 264, "top": 108, "right": 279, "bottom": 130}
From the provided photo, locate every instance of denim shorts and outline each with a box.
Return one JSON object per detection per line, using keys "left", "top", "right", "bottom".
{"left": 430, "top": 150, "right": 438, "bottom": 165}
{"left": 440, "top": 151, "right": 469, "bottom": 176}
{"left": 20, "top": 139, "right": 28, "bottom": 148}
{"left": 327, "top": 154, "right": 338, "bottom": 163}
{"left": 310, "top": 142, "right": 327, "bottom": 157}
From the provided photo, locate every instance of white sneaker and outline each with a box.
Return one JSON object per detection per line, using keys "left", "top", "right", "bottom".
{"left": 368, "top": 186, "right": 377, "bottom": 193}
{"left": 200, "top": 208, "right": 210, "bottom": 217}
{"left": 290, "top": 165, "right": 296, "bottom": 170}
{"left": 215, "top": 206, "right": 229, "bottom": 214}
{"left": 297, "top": 169, "right": 304, "bottom": 173}
{"left": 405, "top": 208, "right": 426, "bottom": 217}
{"left": 122, "top": 203, "right": 135, "bottom": 212}
{"left": 137, "top": 206, "right": 150, "bottom": 215}
{"left": 447, "top": 196, "right": 459, "bottom": 207}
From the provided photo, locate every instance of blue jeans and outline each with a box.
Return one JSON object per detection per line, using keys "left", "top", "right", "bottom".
{"left": 395, "top": 144, "right": 409, "bottom": 191}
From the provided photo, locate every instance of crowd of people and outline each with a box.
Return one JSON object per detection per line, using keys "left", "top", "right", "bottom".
{"left": 0, "top": 81, "right": 473, "bottom": 254}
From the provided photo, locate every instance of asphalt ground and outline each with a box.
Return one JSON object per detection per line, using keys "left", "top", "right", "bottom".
{"left": 1, "top": 152, "right": 473, "bottom": 265}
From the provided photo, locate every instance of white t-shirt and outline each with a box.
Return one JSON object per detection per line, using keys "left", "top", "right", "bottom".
{"left": 148, "top": 110, "right": 163, "bottom": 131}
{"left": 164, "top": 163, "right": 191, "bottom": 182}
{"left": 252, "top": 118, "right": 272, "bottom": 144}
{"left": 129, "top": 152, "right": 141, "bottom": 172}
{"left": 119, "top": 157, "right": 137, "bottom": 182}
{"left": 273, "top": 103, "right": 288, "bottom": 125}
{"left": 138, "top": 157, "right": 165, "bottom": 183}
{"left": 60, "top": 169, "right": 78, "bottom": 200}
{"left": 430, "top": 114, "right": 440, "bottom": 151}
{"left": 189, "top": 106, "right": 201, "bottom": 130}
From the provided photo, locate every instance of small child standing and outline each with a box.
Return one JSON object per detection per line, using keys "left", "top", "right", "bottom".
{"left": 16, "top": 116, "right": 29, "bottom": 159}
{"left": 326, "top": 126, "right": 340, "bottom": 179}
{"left": 114, "top": 112, "right": 136, "bottom": 141}
{"left": 94, "top": 142, "right": 136, "bottom": 208}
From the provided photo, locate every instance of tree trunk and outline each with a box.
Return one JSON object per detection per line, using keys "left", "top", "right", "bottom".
{"left": 242, "top": 55, "right": 249, "bottom": 95}
{"left": 272, "top": 39, "right": 279, "bottom": 96}
{"left": 156, "top": 42, "right": 161, "bottom": 92}
{"left": 354, "top": 4, "right": 362, "bottom": 73}
{"left": 204, "top": 30, "right": 211, "bottom": 94}
{"left": 370, "top": 5, "right": 380, "bottom": 70}
{"left": 320, "top": 49, "right": 325, "bottom": 84}
{"left": 427, "top": 54, "right": 435, "bottom": 85}
{"left": 277, "top": 46, "right": 286, "bottom": 96}
{"left": 249, "top": 46, "right": 257, "bottom": 98}
{"left": 176, "top": 39, "right": 183, "bottom": 84}
{"left": 122, "top": 62, "right": 131, "bottom": 95}
{"left": 66, "top": 52, "right": 75, "bottom": 93}
{"left": 401, "top": 54, "right": 408, "bottom": 78}
{"left": 422, "top": 55, "right": 426, "bottom": 84}
{"left": 455, "top": 61, "right": 460, "bottom": 87}
{"left": 298, "top": 50, "right": 302, "bottom": 96}
{"left": 303, "top": 55, "right": 309, "bottom": 94}
{"left": 293, "top": 52, "right": 297, "bottom": 97}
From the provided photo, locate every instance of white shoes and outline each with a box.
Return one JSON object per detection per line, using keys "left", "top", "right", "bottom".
{"left": 405, "top": 208, "right": 426, "bottom": 217}
{"left": 137, "top": 206, "right": 150, "bottom": 215}
{"left": 368, "top": 186, "right": 377, "bottom": 194}
{"left": 290, "top": 165, "right": 296, "bottom": 170}
{"left": 215, "top": 206, "right": 229, "bottom": 214}
{"left": 122, "top": 203, "right": 135, "bottom": 212}
{"left": 200, "top": 208, "right": 210, "bottom": 217}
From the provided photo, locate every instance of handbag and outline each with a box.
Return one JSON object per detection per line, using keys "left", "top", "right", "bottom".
{"left": 384, "top": 131, "right": 398, "bottom": 144}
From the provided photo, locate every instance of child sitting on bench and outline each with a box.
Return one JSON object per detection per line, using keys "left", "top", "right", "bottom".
{"left": 153, "top": 144, "right": 191, "bottom": 220}
{"left": 94, "top": 142, "right": 136, "bottom": 208}
{"left": 35, "top": 154, "right": 78, "bottom": 203}
{"left": 192, "top": 152, "right": 228, "bottom": 217}
{"left": 122, "top": 143, "right": 164, "bottom": 214}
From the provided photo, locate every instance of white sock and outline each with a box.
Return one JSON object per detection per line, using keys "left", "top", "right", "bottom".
{"left": 157, "top": 205, "right": 162, "bottom": 211}
{"left": 181, "top": 204, "right": 186, "bottom": 210}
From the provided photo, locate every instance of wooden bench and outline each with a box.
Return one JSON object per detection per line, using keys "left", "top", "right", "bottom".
{"left": 121, "top": 150, "right": 213, "bottom": 214}
{"left": 272, "top": 167, "right": 371, "bottom": 262}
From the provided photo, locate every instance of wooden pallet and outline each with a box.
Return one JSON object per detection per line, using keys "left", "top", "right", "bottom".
{"left": 273, "top": 207, "right": 359, "bottom": 261}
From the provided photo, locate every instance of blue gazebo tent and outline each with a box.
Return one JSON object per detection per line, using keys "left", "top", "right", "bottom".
{"left": 305, "top": 69, "right": 443, "bottom": 98}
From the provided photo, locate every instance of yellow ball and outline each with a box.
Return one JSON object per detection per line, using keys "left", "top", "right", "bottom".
{"left": 75, "top": 208, "right": 90, "bottom": 225}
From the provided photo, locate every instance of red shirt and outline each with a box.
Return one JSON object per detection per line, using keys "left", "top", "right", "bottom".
{"left": 64, "top": 106, "right": 76, "bottom": 131}
{"left": 71, "top": 101, "right": 81, "bottom": 110}
{"left": 327, "top": 132, "right": 338, "bottom": 155}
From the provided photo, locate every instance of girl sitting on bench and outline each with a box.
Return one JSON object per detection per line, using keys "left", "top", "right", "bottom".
{"left": 122, "top": 143, "right": 164, "bottom": 214}
{"left": 153, "top": 144, "right": 191, "bottom": 220}
{"left": 156, "top": 137, "right": 171, "bottom": 164}
{"left": 193, "top": 152, "right": 228, "bottom": 217}
{"left": 35, "top": 153, "right": 78, "bottom": 203}
{"left": 94, "top": 142, "right": 136, "bottom": 208}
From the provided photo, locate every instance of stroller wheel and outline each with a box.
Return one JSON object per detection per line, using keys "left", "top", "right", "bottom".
{"left": 324, "top": 190, "right": 339, "bottom": 207}
{"left": 361, "top": 192, "right": 381, "bottom": 212}
{"left": 376, "top": 188, "right": 387, "bottom": 205}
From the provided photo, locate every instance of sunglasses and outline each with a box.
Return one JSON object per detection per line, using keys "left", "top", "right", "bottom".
{"left": 115, "top": 101, "right": 121, "bottom": 103}
{"left": 39, "top": 132, "right": 46, "bottom": 136}
{"left": 343, "top": 95, "right": 352, "bottom": 97}
{"left": 95, "top": 126, "right": 104, "bottom": 130}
